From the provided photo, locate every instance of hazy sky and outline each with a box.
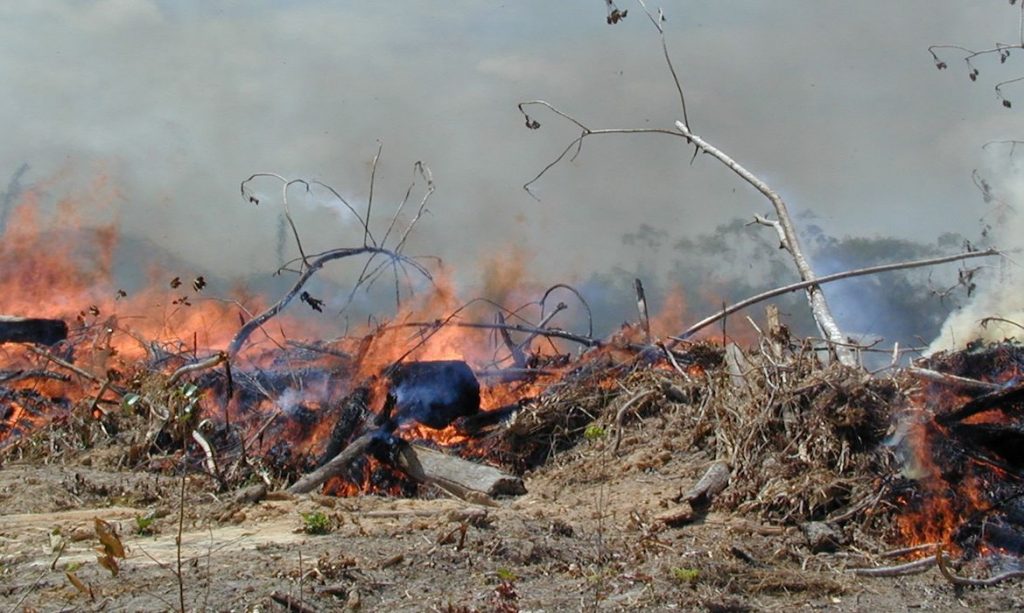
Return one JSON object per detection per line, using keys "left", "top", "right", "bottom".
{"left": 1, "top": 1, "right": 1019, "bottom": 297}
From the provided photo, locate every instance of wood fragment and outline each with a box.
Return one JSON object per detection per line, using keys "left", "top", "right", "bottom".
{"left": 907, "top": 366, "right": 1001, "bottom": 393}
{"left": 635, "top": 278, "right": 651, "bottom": 343}
{"left": 851, "top": 556, "right": 936, "bottom": 577}
{"left": 396, "top": 442, "right": 526, "bottom": 501}
{"left": 654, "top": 506, "right": 697, "bottom": 527}
{"left": 191, "top": 429, "right": 221, "bottom": 484}
{"left": 269, "top": 590, "right": 320, "bottom": 613}
{"left": 680, "top": 461, "right": 730, "bottom": 509}
{"left": 800, "top": 521, "right": 841, "bottom": 553}
{"left": 495, "top": 312, "right": 527, "bottom": 368}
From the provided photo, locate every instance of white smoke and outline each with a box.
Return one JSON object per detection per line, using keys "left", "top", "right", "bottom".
{"left": 928, "top": 150, "right": 1024, "bottom": 354}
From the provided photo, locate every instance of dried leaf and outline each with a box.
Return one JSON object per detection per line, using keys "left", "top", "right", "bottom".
{"left": 1003, "top": 99, "right": 1013, "bottom": 108}
{"left": 97, "top": 553, "right": 119, "bottom": 576}
{"left": 192, "top": 276, "right": 207, "bottom": 291}
{"left": 170, "top": 276, "right": 182, "bottom": 289}
{"left": 936, "top": 61, "right": 947, "bottom": 70}
{"left": 94, "top": 517, "right": 126, "bottom": 558}
{"left": 969, "top": 71, "right": 978, "bottom": 82}
{"left": 300, "top": 291, "right": 325, "bottom": 313}
{"left": 66, "top": 570, "right": 92, "bottom": 598}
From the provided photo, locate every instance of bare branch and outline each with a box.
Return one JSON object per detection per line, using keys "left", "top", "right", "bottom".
{"left": 672, "top": 248, "right": 1001, "bottom": 342}
{"left": 675, "top": 120, "right": 853, "bottom": 363}
{"left": 635, "top": 0, "right": 691, "bottom": 132}
{"left": 227, "top": 247, "right": 429, "bottom": 357}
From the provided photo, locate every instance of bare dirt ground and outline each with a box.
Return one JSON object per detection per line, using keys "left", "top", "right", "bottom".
{"left": 3, "top": 433, "right": 1023, "bottom": 612}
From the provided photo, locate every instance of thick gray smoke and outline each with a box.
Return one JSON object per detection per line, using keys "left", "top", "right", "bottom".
{"left": 0, "top": 2, "right": 1018, "bottom": 335}
{"left": 928, "top": 152, "right": 1023, "bottom": 353}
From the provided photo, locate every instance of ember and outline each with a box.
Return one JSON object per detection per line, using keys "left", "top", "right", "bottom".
{"left": 897, "top": 342, "right": 1024, "bottom": 562}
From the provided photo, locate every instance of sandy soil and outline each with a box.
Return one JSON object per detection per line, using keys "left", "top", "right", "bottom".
{"left": 3, "top": 437, "right": 1023, "bottom": 613}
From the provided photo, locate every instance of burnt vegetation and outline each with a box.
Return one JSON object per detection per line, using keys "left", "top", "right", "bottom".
{"left": 1, "top": 2, "right": 1024, "bottom": 611}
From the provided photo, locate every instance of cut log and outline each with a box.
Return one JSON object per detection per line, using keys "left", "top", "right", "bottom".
{"left": 680, "top": 461, "right": 730, "bottom": 510}
{"left": 0, "top": 316, "right": 67, "bottom": 346}
{"left": 396, "top": 442, "right": 526, "bottom": 501}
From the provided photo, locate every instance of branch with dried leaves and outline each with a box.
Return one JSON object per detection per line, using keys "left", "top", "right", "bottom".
{"left": 928, "top": 0, "right": 1024, "bottom": 108}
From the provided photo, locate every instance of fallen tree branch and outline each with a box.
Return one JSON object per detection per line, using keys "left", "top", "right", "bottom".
{"left": 400, "top": 320, "right": 603, "bottom": 348}
{"left": 851, "top": 556, "right": 937, "bottom": 577}
{"left": 675, "top": 120, "right": 856, "bottom": 365}
{"left": 286, "top": 432, "right": 376, "bottom": 495}
{"left": 936, "top": 378, "right": 1024, "bottom": 425}
{"left": 166, "top": 352, "right": 227, "bottom": 388}
{"left": 269, "top": 590, "right": 320, "bottom": 613}
{"left": 28, "top": 346, "right": 103, "bottom": 383}
{"left": 671, "top": 248, "right": 1000, "bottom": 343}
{"left": 0, "top": 369, "right": 70, "bottom": 384}
{"left": 936, "top": 544, "right": 1024, "bottom": 587}
{"left": 907, "top": 366, "right": 1002, "bottom": 393}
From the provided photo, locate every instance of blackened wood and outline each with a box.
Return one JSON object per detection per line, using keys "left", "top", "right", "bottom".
{"left": 319, "top": 387, "right": 372, "bottom": 464}
{"left": 936, "top": 381, "right": 1024, "bottom": 425}
{"left": 0, "top": 317, "right": 67, "bottom": 345}
{"left": 287, "top": 432, "right": 376, "bottom": 495}
{"left": 382, "top": 360, "right": 480, "bottom": 430}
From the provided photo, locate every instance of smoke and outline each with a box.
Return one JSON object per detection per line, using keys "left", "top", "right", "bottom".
{"left": 928, "top": 151, "right": 1023, "bottom": 353}
{"left": 0, "top": 2, "right": 1019, "bottom": 340}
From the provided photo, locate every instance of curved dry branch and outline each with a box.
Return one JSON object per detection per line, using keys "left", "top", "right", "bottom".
{"left": 240, "top": 173, "right": 374, "bottom": 270}
{"left": 517, "top": 100, "right": 683, "bottom": 199}
{"left": 635, "top": 0, "right": 690, "bottom": 131}
{"left": 227, "top": 247, "right": 429, "bottom": 357}
{"left": 540, "top": 283, "right": 594, "bottom": 338}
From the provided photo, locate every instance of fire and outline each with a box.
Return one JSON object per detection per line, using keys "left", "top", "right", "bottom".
{"left": 0, "top": 176, "right": 690, "bottom": 499}
{"left": 896, "top": 350, "right": 1024, "bottom": 560}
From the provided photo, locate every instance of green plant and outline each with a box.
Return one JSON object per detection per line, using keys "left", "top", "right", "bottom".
{"left": 584, "top": 424, "right": 606, "bottom": 441}
{"left": 670, "top": 567, "right": 699, "bottom": 584}
{"left": 134, "top": 513, "right": 156, "bottom": 536}
{"left": 300, "top": 511, "right": 332, "bottom": 535}
{"left": 495, "top": 567, "right": 517, "bottom": 582}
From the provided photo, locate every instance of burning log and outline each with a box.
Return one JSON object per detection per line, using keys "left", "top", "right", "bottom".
{"left": 288, "top": 432, "right": 377, "bottom": 495}
{"left": 0, "top": 316, "right": 67, "bottom": 346}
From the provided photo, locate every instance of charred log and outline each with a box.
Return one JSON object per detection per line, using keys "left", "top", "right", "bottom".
{"left": 377, "top": 360, "right": 480, "bottom": 430}
{"left": 0, "top": 317, "right": 67, "bottom": 346}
